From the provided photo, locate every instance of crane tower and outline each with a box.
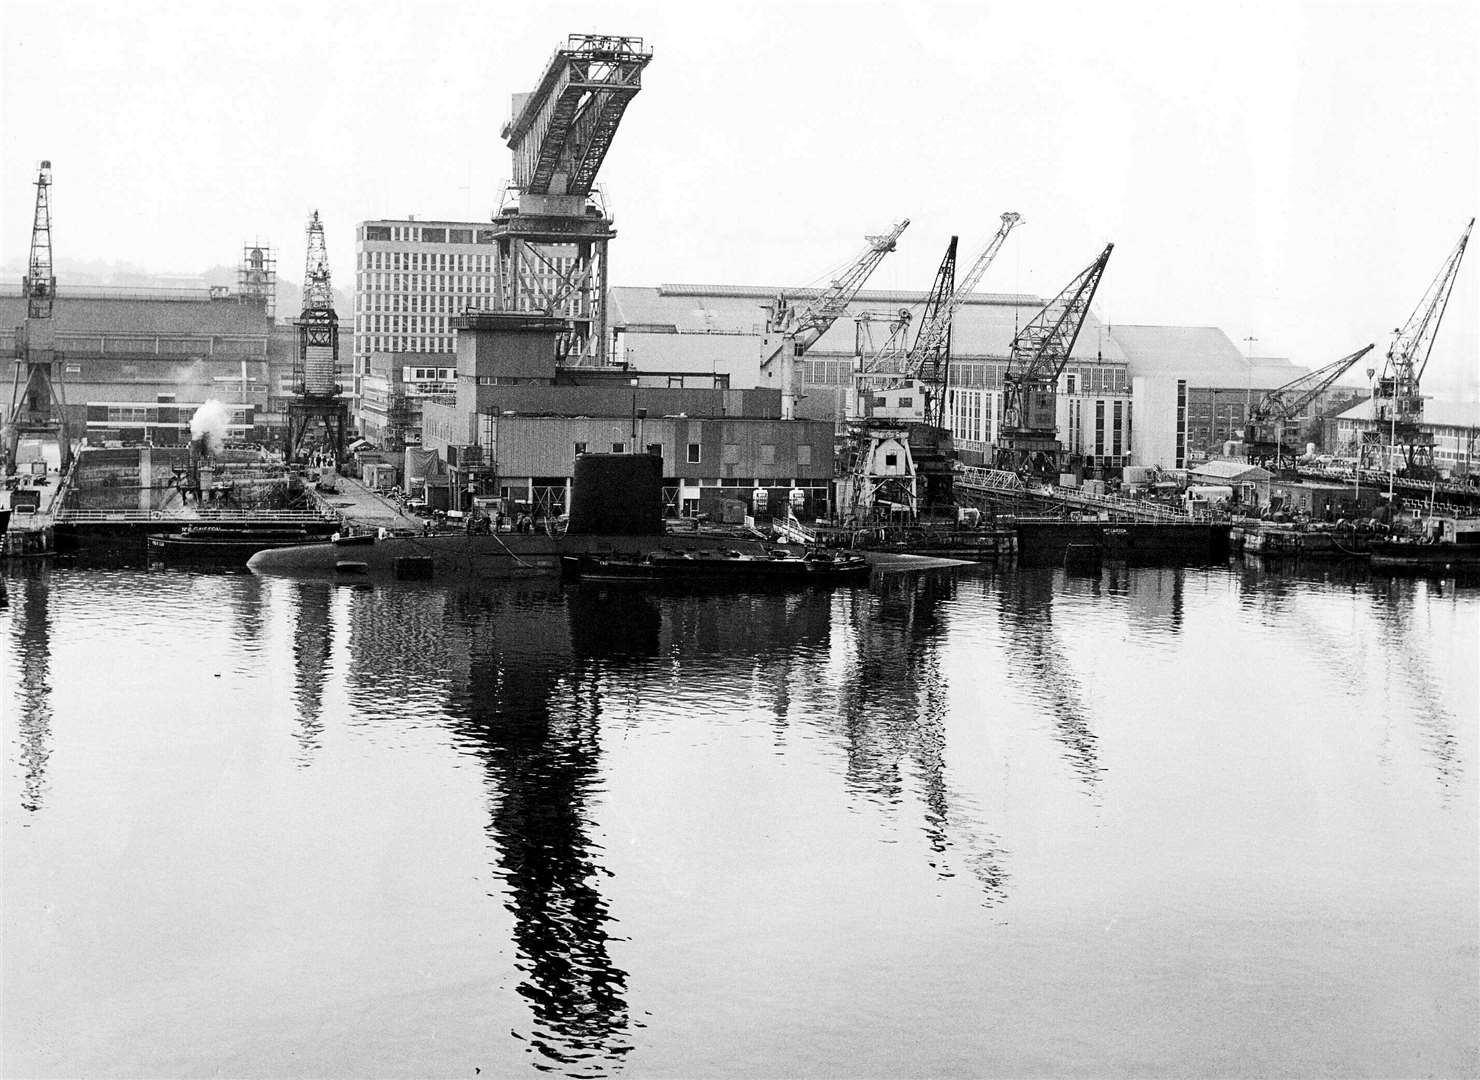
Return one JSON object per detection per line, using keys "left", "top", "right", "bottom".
{"left": 287, "top": 211, "right": 348, "bottom": 465}
{"left": 495, "top": 34, "right": 653, "bottom": 365}
{"left": 5, "top": 160, "right": 71, "bottom": 474}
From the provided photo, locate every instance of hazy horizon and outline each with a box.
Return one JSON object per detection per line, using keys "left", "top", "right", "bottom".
{"left": 2, "top": 0, "right": 1476, "bottom": 397}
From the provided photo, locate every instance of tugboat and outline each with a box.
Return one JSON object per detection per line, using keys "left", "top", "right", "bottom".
{"left": 561, "top": 546, "right": 871, "bottom": 585}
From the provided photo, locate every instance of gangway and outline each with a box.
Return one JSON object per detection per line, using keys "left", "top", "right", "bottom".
{"left": 956, "top": 466, "right": 1191, "bottom": 523}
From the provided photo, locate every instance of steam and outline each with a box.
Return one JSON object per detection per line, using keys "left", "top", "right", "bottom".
{"left": 190, "top": 399, "right": 231, "bottom": 459}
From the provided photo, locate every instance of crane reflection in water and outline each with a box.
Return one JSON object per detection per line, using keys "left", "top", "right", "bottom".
{"left": 8, "top": 565, "right": 54, "bottom": 817}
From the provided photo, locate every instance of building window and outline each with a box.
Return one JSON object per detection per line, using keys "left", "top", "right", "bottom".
{"left": 575, "top": 441, "right": 587, "bottom": 456}
{"left": 687, "top": 443, "right": 701, "bottom": 463}
{"left": 759, "top": 444, "right": 775, "bottom": 465}
{"left": 797, "top": 445, "right": 812, "bottom": 466}
{"left": 612, "top": 442, "right": 625, "bottom": 453}
{"left": 885, "top": 453, "right": 897, "bottom": 468}
{"left": 898, "top": 396, "right": 913, "bottom": 409}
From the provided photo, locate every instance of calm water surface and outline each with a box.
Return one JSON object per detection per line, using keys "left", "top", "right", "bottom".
{"left": 3, "top": 560, "right": 1477, "bottom": 1078}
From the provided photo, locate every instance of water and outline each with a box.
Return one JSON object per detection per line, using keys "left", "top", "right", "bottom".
{"left": 3, "top": 560, "right": 1476, "bottom": 1078}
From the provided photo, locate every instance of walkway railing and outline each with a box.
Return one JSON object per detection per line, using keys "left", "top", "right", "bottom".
{"left": 55, "top": 508, "right": 335, "bottom": 525}
{"left": 956, "top": 466, "right": 1193, "bottom": 523}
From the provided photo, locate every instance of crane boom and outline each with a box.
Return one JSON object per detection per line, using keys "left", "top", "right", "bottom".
{"left": 994, "top": 242, "right": 1113, "bottom": 475}
{"left": 1243, "top": 343, "right": 1375, "bottom": 470}
{"left": 766, "top": 219, "right": 910, "bottom": 360}
{"left": 905, "top": 212, "right": 1021, "bottom": 382}
{"left": 1250, "top": 343, "right": 1375, "bottom": 423}
{"left": 761, "top": 219, "right": 908, "bottom": 419}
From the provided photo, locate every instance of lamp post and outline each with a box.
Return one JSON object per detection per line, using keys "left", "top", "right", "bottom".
{"left": 1358, "top": 361, "right": 1375, "bottom": 505}
{"left": 1242, "top": 335, "right": 1258, "bottom": 417}
{"left": 630, "top": 377, "right": 638, "bottom": 454}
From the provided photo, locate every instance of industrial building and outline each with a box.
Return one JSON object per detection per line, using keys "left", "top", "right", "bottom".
{"left": 1331, "top": 397, "right": 1480, "bottom": 478}
{"left": 0, "top": 284, "right": 293, "bottom": 448}
{"left": 413, "top": 311, "right": 834, "bottom": 521}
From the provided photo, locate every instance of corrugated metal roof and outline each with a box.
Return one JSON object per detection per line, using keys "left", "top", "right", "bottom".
{"left": 609, "top": 285, "right": 1129, "bottom": 363}
{"left": 0, "top": 294, "right": 272, "bottom": 337}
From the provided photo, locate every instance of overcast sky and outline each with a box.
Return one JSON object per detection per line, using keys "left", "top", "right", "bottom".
{"left": 2, "top": 0, "right": 1476, "bottom": 395}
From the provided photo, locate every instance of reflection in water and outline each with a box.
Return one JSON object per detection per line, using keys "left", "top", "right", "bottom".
{"left": 999, "top": 569, "right": 1103, "bottom": 791}
{"left": 835, "top": 571, "right": 1010, "bottom": 902}
{"left": 1367, "top": 577, "right": 1463, "bottom": 790}
{"left": 289, "top": 582, "right": 334, "bottom": 762}
{"left": 446, "top": 585, "right": 633, "bottom": 1076}
{"left": 10, "top": 568, "right": 54, "bottom": 817}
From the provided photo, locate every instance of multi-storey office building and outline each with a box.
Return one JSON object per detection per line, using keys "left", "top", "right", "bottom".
{"left": 352, "top": 218, "right": 500, "bottom": 410}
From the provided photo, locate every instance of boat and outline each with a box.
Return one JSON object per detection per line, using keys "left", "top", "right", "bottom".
{"left": 560, "top": 547, "right": 872, "bottom": 585}
{"left": 1369, "top": 516, "right": 1480, "bottom": 573}
{"left": 147, "top": 524, "right": 334, "bottom": 562}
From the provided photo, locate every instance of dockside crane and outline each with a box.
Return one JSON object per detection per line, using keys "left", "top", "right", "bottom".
{"left": 760, "top": 219, "right": 909, "bottom": 419}
{"left": 1243, "top": 343, "right": 1375, "bottom": 470}
{"left": 1372, "top": 218, "right": 1473, "bottom": 478}
{"left": 5, "top": 161, "right": 70, "bottom": 475}
{"left": 287, "top": 210, "right": 348, "bottom": 465}
{"left": 993, "top": 242, "right": 1114, "bottom": 477}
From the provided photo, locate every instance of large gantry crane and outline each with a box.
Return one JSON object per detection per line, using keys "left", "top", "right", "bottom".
{"left": 993, "top": 242, "right": 1113, "bottom": 477}
{"left": 496, "top": 34, "right": 653, "bottom": 365}
{"left": 759, "top": 219, "right": 910, "bottom": 419}
{"left": 5, "top": 161, "right": 70, "bottom": 475}
{"left": 1243, "top": 342, "right": 1375, "bottom": 470}
{"left": 287, "top": 211, "right": 348, "bottom": 465}
{"left": 1371, "top": 218, "right": 1473, "bottom": 479}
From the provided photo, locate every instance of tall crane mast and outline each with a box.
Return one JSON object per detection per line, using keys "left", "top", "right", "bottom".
{"left": 993, "top": 242, "right": 1113, "bottom": 476}
{"left": 1243, "top": 343, "right": 1375, "bottom": 469}
{"left": 912, "top": 236, "right": 958, "bottom": 429}
{"left": 287, "top": 210, "right": 348, "bottom": 465}
{"left": 760, "top": 219, "right": 909, "bottom": 419}
{"left": 6, "top": 160, "right": 70, "bottom": 475}
{"left": 1373, "top": 218, "right": 1472, "bottom": 477}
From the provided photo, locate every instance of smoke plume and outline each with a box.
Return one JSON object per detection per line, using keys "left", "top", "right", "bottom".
{"left": 190, "top": 399, "right": 231, "bottom": 460}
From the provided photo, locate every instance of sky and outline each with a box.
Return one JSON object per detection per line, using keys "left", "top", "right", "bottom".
{"left": 2, "top": 0, "right": 1477, "bottom": 396}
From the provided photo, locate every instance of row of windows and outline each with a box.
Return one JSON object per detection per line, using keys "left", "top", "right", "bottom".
{"left": 802, "top": 358, "right": 1129, "bottom": 392}
{"left": 360, "top": 314, "right": 454, "bottom": 335}
{"left": 570, "top": 442, "right": 815, "bottom": 466}
{"left": 357, "top": 336, "right": 453, "bottom": 355}
{"left": 359, "top": 250, "right": 495, "bottom": 275}
{"left": 356, "top": 274, "right": 494, "bottom": 302}
{"left": 361, "top": 224, "right": 497, "bottom": 245}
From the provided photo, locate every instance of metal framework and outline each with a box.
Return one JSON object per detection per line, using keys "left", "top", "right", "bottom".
{"left": 994, "top": 242, "right": 1114, "bottom": 475}
{"left": 1243, "top": 343, "right": 1375, "bottom": 469}
{"left": 860, "top": 213, "right": 1023, "bottom": 429}
{"left": 289, "top": 211, "right": 347, "bottom": 464}
{"left": 6, "top": 160, "right": 70, "bottom": 474}
{"left": 760, "top": 219, "right": 909, "bottom": 417}
{"left": 494, "top": 35, "right": 653, "bottom": 366}
{"left": 502, "top": 35, "right": 653, "bottom": 198}
{"left": 1372, "top": 218, "right": 1472, "bottom": 477}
